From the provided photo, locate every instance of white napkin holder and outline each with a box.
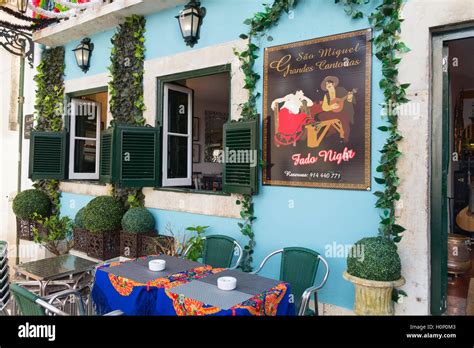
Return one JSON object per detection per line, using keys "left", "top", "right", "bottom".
{"left": 149, "top": 259, "right": 166, "bottom": 272}
{"left": 217, "top": 276, "right": 237, "bottom": 291}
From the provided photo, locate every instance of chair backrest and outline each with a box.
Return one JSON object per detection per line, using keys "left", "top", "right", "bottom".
{"left": 279, "top": 247, "right": 320, "bottom": 310}
{"left": 202, "top": 235, "right": 238, "bottom": 269}
{"left": 10, "top": 284, "right": 46, "bottom": 316}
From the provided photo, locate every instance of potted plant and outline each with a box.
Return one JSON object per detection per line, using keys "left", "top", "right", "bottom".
{"left": 73, "top": 207, "right": 89, "bottom": 253}
{"left": 32, "top": 213, "right": 74, "bottom": 256}
{"left": 83, "top": 196, "right": 124, "bottom": 260}
{"left": 12, "top": 189, "right": 51, "bottom": 241}
{"left": 183, "top": 225, "right": 209, "bottom": 262}
{"left": 343, "top": 236, "right": 406, "bottom": 315}
{"left": 120, "top": 207, "right": 157, "bottom": 258}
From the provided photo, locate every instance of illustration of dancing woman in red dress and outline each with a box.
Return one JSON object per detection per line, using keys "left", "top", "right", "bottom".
{"left": 271, "top": 90, "right": 315, "bottom": 146}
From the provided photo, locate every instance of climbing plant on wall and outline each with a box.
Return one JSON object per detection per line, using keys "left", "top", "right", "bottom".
{"left": 34, "top": 46, "right": 65, "bottom": 132}
{"left": 108, "top": 15, "right": 147, "bottom": 207}
{"left": 235, "top": 0, "right": 410, "bottom": 270}
{"left": 33, "top": 46, "right": 66, "bottom": 214}
{"left": 108, "top": 15, "right": 146, "bottom": 126}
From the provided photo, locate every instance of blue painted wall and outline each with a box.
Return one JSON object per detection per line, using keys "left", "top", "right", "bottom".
{"left": 61, "top": 0, "right": 385, "bottom": 310}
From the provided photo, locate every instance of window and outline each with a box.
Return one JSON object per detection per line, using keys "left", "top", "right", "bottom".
{"left": 160, "top": 71, "right": 230, "bottom": 192}
{"left": 68, "top": 98, "right": 101, "bottom": 180}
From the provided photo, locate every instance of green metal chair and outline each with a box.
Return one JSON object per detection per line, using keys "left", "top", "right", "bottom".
{"left": 10, "top": 283, "right": 122, "bottom": 316}
{"left": 184, "top": 235, "right": 243, "bottom": 269}
{"left": 252, "top": 247, "right": 329, "bottom": 316}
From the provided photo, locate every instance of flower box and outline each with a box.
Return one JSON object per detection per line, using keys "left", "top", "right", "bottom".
{"left": 16, "top": 218, "right": 47, "bottom": 241}
{"left": 73, "top": 228, "right": 90, "bottom": 253}
{"left": 139, "top": 234, "right": 175, "bottom": 257}
{"left": 120, "top": 230, "right": 157, "bottom": 259}
{"left": 86, "top": 230, "right": 120, "bottom": 261}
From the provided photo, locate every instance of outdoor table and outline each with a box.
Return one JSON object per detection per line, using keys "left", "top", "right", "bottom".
{"left": 92, "top": 255, "right": 296, "bottom": 316}
{"left": 14, "top": 254, "right": 98, "bottom": 296}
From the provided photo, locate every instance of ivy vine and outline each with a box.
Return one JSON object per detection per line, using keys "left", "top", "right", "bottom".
{"left": 33, "top": 47, "right": 65, "bottom": 216}
{"left": 33, "top": 46, "right": 65, "bottom": 133}
{"left": 236, "top": 195, "right": 256, "bottom": 272}
{"left": 235, "top": 0, "right": 410, "bottom": 270}
{"left": 108, "top": 15, "right": 147, "bottom": 207}
{"left": 368, "top": 0, "right": 410, "bottom": 243}
{"left": 108, "top": 15, "right": 146, "bottom": 126}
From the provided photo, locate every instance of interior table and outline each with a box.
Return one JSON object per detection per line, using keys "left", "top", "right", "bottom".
{"left": 92, "top": 255, "right": 295, "bottom": 316}
{"left": 14, "top": 254, "right": 98, "bottom": 296}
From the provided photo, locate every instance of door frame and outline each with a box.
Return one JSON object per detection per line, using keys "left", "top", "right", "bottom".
{"left": 431, "top": 27, "right": 474, "bottom": 315}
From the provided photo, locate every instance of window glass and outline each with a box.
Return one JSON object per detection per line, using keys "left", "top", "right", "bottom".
{"left": 167, "top": 135, "right": 188, "bottom": 179}
{"left": 73, "top": 139, "right": 97, "bottom": 174}
{"left": 75, "top": 104, "right": 98, "bottom": 138}
{"left": 168, "top": 89, "right": 189, "bottom": 134}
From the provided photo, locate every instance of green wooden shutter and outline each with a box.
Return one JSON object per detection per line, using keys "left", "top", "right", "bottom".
{"left": 99, "top": 125, "right": 160, "bottom": 188}
{"left": 223, "top": 119, "right": 259, "bottom": 195}
{"left": 99, "top": 128, "right": 116, "bottom": 184}
{"left": 118, "top": 126, "right": 160, "bottom": 187}
{"left": 29, "top": 131, "right": 67, "bottom": 181}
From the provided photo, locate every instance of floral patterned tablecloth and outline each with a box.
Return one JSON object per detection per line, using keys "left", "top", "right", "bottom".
{"left": 91, "top": 256, "right": 295, "bottom": 316}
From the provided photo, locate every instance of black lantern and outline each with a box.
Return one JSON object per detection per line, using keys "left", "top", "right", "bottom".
{"left": 73, "top": 38, "right": 94, "bottom": 73}
{"left": 176, "top": 0, "right": 206, "bottom": 48}
{"left": 17, "top": 0, "right": 29, "bottom": 14}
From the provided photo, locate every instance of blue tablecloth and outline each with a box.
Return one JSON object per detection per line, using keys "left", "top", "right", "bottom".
{"left": 92, "top": 257, "right": 296, "bottom": 316}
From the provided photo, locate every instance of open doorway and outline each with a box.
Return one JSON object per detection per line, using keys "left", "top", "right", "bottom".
{"left": 160, "top": 71, "right": 230, "bottom": 192}
{"left": 432, "top": 34, "right": 474, "bottom": 316}
{"left": 445, "top": 37, "right": 474, "bottom": 315}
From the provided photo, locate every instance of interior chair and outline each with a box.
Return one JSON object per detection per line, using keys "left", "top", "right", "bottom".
{"left": 252, "top": 247, "right": 329, "bottom": 316}
{"left": 184, "top": 235, "right": 243, "bottom": 269}
{"left": 10, "top": 283, "right": 122, "bottom": 316}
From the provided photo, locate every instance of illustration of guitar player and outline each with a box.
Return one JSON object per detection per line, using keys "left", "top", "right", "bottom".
{"left": 271, "top": 75, "right": 356, "bottom": 147}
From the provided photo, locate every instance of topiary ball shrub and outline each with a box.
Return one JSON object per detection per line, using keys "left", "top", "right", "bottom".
{"left": 83, "top": 196, "right": 124, "bottom": 234}
{"left": 12, "top": 189, "right": 51, "bottom": 220}
{"left": 347, "top": 237, "right": 401, "bottom": 282}
{"left": 122, "top": 208, "right": 155, "bottom": 234}
{"left": 74, "top": 207, "right": 86, "bottom": 229}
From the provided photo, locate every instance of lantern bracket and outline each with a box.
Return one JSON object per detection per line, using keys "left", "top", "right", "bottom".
{"left": 0, "top": 24, "right": 34, "bottom": 67}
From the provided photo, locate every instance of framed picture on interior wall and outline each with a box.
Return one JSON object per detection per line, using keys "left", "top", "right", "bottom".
{"left": 193, "top": 144, "right": 201, "bottom": 163}
{"left": 193, "top": 117, "right": 200, "bottom": 141}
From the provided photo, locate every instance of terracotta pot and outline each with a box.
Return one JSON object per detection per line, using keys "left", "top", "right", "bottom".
{"left": 343, "top": 271, "right": 405, "bottom": 315}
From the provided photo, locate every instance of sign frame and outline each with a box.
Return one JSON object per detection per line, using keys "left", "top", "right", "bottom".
{"left": 262, "top": 29, "right": 372, "bottom": 190}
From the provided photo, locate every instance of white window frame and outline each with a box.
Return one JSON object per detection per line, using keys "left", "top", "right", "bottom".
{"left": 68, "top": 98, "right": 101, "bottom": 180}
{"left": 162, "top": 83, "right": 193, "bottom": 187}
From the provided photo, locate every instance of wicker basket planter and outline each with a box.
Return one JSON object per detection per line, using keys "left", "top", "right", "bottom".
{"left": 139, "top": 234, "right": 175, "bottom": 257}
{"left": 16, "top": 218, "right": 47, "bottom": 241}
{"left": 73, "top": 228, "right": 90, "bottom": 253}
{"left": 120, "top": 230, "right": 157, "bottom": 258}
{"left": 86, "top": 230, "right": 120, "bottom": 261}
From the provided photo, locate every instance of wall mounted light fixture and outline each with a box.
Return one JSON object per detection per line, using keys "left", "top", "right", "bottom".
{"left": 73, "top": 38, "right": 94, "bottom": 73}
{"left": 176, "top": 0, "right": 206, "bottom": 48}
